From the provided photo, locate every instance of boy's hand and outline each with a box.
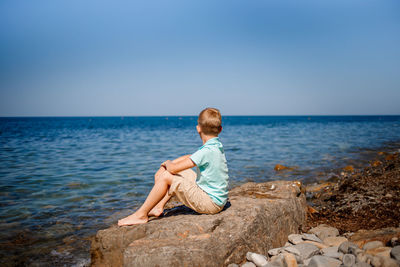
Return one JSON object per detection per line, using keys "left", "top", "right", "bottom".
{"left": 164, "top": 160, "right": 172, "bottom": 170}
{"left": 161, "top": 160, "right": 170, "bottom": 169}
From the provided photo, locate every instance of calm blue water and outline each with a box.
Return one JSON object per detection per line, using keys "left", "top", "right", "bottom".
{"left": 1, "top": 116, "right": 400, "bottom": 266}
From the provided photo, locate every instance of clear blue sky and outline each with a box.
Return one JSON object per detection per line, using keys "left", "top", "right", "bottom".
{"left": 1, "top": 0, "right": 399, "bottom": 116}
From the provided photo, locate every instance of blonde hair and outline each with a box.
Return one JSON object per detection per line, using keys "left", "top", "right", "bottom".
{"left": 198, "top": 107, "right": 222, "bottom": 136}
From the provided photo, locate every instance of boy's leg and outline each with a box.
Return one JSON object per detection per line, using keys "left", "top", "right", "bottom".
{"left": 154, "top": 166, "right": 165, "bottom": 183}
{"left": 149, "top": 168, "right": 196, "bottom": 216}
{"left": 148, "top": 166, "right": 173, "bottom": 216}
{"left": 148, "top": 192, "right": 171, "bottom": 217}
{"left": 118, "top": 171, "right": 174, "bottom": 226}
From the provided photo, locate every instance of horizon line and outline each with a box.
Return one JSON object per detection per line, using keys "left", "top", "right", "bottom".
{"left": 1, "top": 114, "right": 400, "bottom": 118}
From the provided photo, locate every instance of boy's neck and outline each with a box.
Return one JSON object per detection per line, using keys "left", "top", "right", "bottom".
{"left": 201, "top": 134, "right": 218, "bottom": 145}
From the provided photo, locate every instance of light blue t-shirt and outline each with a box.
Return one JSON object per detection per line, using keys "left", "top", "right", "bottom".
{"left": 190, "top": 137, "right": 229, "bottom": 207}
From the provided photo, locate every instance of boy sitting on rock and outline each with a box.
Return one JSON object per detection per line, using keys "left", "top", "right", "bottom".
{"left": 118, "top": 107, "right": 229, "bottom": 226}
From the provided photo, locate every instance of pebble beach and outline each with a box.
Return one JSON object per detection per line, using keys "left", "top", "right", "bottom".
{"left": 234, "top": 151, "right": 400, "bottom": 267}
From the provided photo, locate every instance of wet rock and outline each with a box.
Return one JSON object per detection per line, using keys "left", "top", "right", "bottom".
{"left": 371, "top": 160, "right": 382, "bottom": 167}
{"left": 305, "top": 182, "right": 335, "bottom": 194}
{"left": 90, "top": 181, "right": 307, "bottom": 267}
{"left": 302, "top": 233, "right": 323, "bottom": 243}
{"left": 363, "top": 241, "right": 385, "bottom": 251}
{"left": 385, "top": 154, "right": 398, "bottom": 161}
{"left": 323, "top": 236, "right": 348, "bottom": 247}
{"left": 307, "top": 255, "right": 342, "bottom": 267}
{"left": 309, "top": 224, "right": 339, "bottom": 240}
{"left": 342, "top": 254, "right": 356, "bottom": 266}
{"left": 343, "top": 165, "right": 355, "bottom": 172}
{"left": 246, "top": 252, "right": 268, "bottom": 267}
{"left": 288, "top": 234, "right": 304, "bottom": 245}
{"left": 391, "top": 246, "right": 400, "bottom": 261}
{"left": 274, "top": 164, "right": 292, "bottom": 171}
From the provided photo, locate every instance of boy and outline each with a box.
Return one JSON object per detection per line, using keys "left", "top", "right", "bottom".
{"left": 118, "top": 107, "right": 229, "bottom": 226}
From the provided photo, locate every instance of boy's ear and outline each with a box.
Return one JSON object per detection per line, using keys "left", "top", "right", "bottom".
{"left": 196, "top": 125, "right": 201, "bottom": 134}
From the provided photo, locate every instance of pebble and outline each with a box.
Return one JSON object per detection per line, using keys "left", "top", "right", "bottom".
{"left": 264, "top": 262, "right": 283, "bottom": 267}
{"left": 391, "top": 237, "right": 400, "bottom": 247}
{"left": 363, "top": 240, "right": 385, "bottom": 251}
{"left": 309, "top": 224, "right": 339, "bottom": 240}
{"left": 302, "top": 233, "right": 323, "bottom": 243}
{"left": 268, "top": 247, "right": 283, "bottom": 256}
{"left": 288, "top": 234, "right": 304, "bottom": 245}
{"left": 338, "top": 241, "right": 359, "bottom": 254}
{"left": 323, "top": 236, "right": 348, "bottom": 247}
{"left": 301, "top": 240, "right": 327, "bottom": 249}
{"left": 321, "top": 246, "right": 343, "bottom": 260}
{"left": 284, "top": 246, "right": 301, "bottom": 256}
{"left": 353, "top": 262, "right": 371, "bottom": 267}
{"left": 391, "top": 245, "right": 400, "bottom": 261}
{"left": 307, "top": 255, "right": 342, "bottom": 267}
{"left": 236, "top": 224, "right": 400, "bottom": 267}
{"left": 366, "top": 246, "right": 392, "bottom": 258}
{"left": 356, "top": 252, "right": 368, "bottom": 264}
{"left": 283, "top": 252, "right": 298, "bottom": 267}
{"left": 291, "top": 243, "right": 320, "bottom": 260}
{"left": 270, "top": 254, "right": 285, "bottom": 266}
{"left": 241, "top": 262, "right": 256, "bottom": 267}
{"left": 379, "top": 256, "right": 399, "bottom": 267}
{"left": 370, "top": 255, "right": 382, "bottom": 267}
{"left": 342, "top": 254, "right": 356, "bottom": 266}
{"left": 246, "top": 252, "right": 268, "bottom": 267}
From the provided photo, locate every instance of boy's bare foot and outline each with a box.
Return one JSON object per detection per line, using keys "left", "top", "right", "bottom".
{"left": 148, "top": 207, "right": 163, "bottom": 217}
{"left": 118, "top": 213, "right": 148, "bottom": 226}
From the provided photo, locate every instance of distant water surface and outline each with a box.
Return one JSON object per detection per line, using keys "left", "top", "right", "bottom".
{"left": 1, "top": 116, "right": 400, "bottom": 266}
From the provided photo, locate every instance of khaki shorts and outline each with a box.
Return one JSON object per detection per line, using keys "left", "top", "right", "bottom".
{"left": 168, "top": 169, "right": 223, "bottom": 214}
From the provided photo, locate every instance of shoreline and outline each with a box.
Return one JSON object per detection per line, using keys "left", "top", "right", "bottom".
{"left": 2, "top": 142, "right": 399, "bottom": 266}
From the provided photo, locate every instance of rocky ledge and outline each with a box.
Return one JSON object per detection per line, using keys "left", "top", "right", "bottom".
{"left": 90, "top": 181, "right": 307, "bottom": 267}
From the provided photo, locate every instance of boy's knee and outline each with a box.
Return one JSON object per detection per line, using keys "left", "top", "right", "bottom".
{"left": 155, "top": 168, "right": 167, "bottom": 181}
{"left": 158, "top": 171, "right": 173, "bottom": 184}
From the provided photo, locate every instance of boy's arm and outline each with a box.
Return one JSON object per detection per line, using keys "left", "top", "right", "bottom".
{"left": 163, "top": 157, "right": 196, "bottom": 175}
{"left": 171, "top": 154, "right": 191, "bottom": 164}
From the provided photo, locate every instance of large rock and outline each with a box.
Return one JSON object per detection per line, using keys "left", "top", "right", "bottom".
{"left": 90, "top": 181, "right": 307, "bottom": 267}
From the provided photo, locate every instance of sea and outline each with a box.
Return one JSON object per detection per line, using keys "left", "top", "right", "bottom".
{"left": 1, "top": 116, "right": 400, "bottom": 266}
